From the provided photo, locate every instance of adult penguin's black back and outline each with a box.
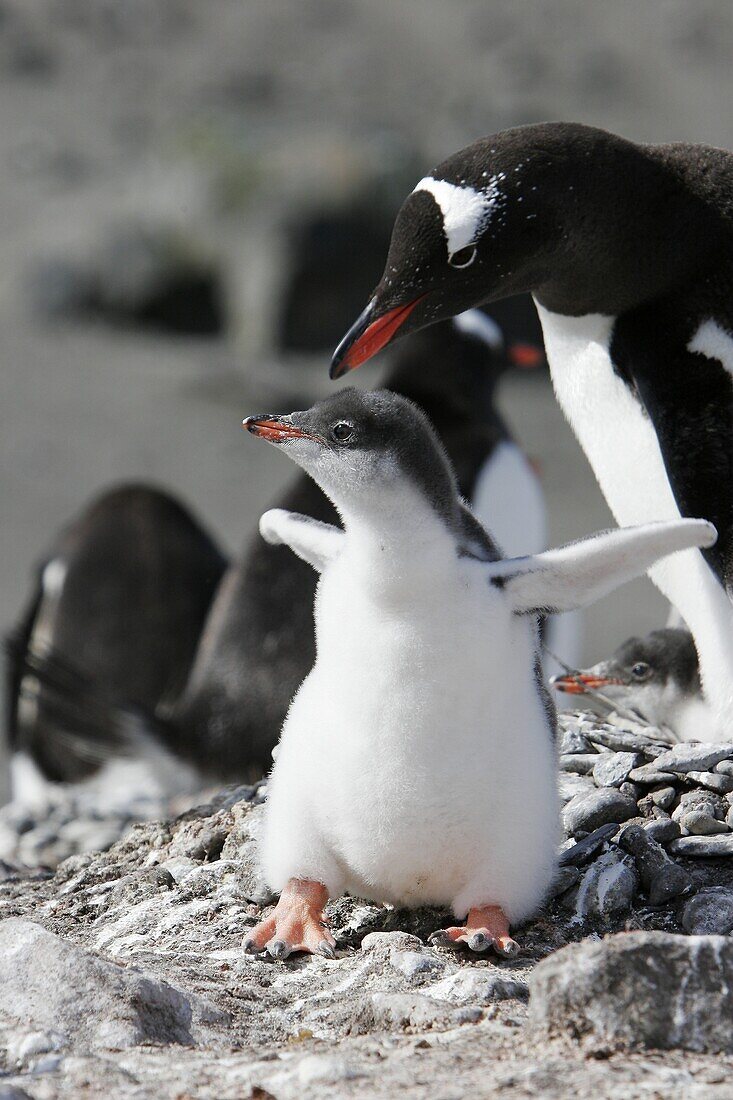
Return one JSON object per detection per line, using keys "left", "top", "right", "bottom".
{"left": 330, "top": 122, "right": 733, "bottom": 734}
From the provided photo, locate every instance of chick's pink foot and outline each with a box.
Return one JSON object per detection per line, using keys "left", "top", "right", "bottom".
{"left": 429, "top": 904, "right": 519, "bottom": 957}
{"left": 243, "top": 878, "right": 335, "bottom": 960}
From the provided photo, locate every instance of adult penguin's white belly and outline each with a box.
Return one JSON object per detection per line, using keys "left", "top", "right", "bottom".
{"left": 536, "top": 302, "right": 733, "bottom": 729}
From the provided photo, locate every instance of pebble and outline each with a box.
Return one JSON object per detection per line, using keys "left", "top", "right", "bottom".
{"left": 715, "top": 759, "right": 733, "bottom": 777}
{"left": 669, "top": 834, "right": 733, "bottom": 857}
{"left": 550, "top": 866, "right": 581, "bottom": 895}
{"left": 685, "top": 771, "right": 733, "bottom": 795}
{"left": 571, "top": 850, "right": 638, "bottom": 919}
{"left": 682, "top": 888, "right": 733, "bottom": 935}
{"left": 297, "top": 1054, "right": 361, "bottom": 1086}
{"left": 616, "top": 824, "right": 690, "bottom": 905}
{"left": 559, "top": 754, "right": 598, "bottom": 775}
{"left": 642, "top": 817, "right": 681, "bottom": 846}
{"left": 651, "top": 743, "right": 733, "bottom": 775}
{"left": 678, "top": 811, "right": 729, "bottom": 836}
{"left": 361, "top": 932, "right": 423, "bottom": 955}
{"left": 592, "top": 752, "right": 641, "bottom": 788}
{"left": 585, "top": 728, "right": 666, "bottom": 756}
{"left": 628, "top": 765, "right": 679, "bottom": 785}
{"left": 557, "top": 726, "right": 595, "bottom": 756}
{"left": 672, "top": 790, "right": 727, "bottom": 822}
{"left": 650, "top": 786, "right": 676, "bottom": 810}
{"left": 557, "top": 773, "right": 596, "bottom": 805}
{"left": 390, "top": 951, "right": 445, "bottom": 981}
{"left": 562, "top": 788, "right": 637, "bottom": 837}
{"left": 426, "top": 969, "right": 528, "bottom": 1004}
{"left": 558, "top": 823, "right": 617, "bottom": 867}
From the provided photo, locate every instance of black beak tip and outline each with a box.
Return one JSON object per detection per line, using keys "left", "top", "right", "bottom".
{"left": 329, "top": 355, "right": 346, "bottom": 381}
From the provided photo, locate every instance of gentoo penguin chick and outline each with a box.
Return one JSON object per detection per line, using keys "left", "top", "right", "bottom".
{"left": 331, "top": 121, "right": 733, "bottom": 737}
{"left": 7, "top": 485, "right": 226, "bottom": 787}
{"left": 241, "top": 388, "right": 715, "bottom": 958}
{"left": 551, "top": 628, "right": 712, "bottom": 742}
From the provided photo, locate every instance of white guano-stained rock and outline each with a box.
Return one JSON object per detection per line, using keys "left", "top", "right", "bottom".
{"left": 530, "top": 931, "right": 733, "bottom": 1053}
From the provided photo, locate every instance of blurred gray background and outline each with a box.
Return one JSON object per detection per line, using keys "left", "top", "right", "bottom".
{"left": 2, "top": 0, "right": 733, "bottom": 664}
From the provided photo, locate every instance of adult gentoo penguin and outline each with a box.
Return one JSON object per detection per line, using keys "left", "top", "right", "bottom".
{"left": 331, "top": 122, "right": 733, "bottom": 735}
{"left": 551, "top": 627, "right": 711, "bottom": 743}
{"left": 240, "top": 387, "right": 714, "bottom": 958}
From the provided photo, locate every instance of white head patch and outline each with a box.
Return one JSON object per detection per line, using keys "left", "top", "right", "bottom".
{"left": 412, "top": 176, "right": 500, "bottom": 257}
{"left": 453, "top": 308, "right": 503, "bottom": 351}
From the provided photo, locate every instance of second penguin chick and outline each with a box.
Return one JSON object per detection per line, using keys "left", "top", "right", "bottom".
{"left": 242, "top": 389, "right": 716, "bottom": 959}
{"left": 551, "top": 627, "right": 713, "bottom": 742}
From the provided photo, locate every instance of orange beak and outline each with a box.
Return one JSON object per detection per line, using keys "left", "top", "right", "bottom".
{"left": 551, "top": 672, "right": 623, "bottom": 695}
{"left": 242, "top": 417, "right": 319, "bottom": 443}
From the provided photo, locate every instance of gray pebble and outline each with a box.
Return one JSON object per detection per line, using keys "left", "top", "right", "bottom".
{"left": 715, "top": 759, "right": 733, "bottom": 777}
{"left": 550, "top": 866, "right": 581, "bottom": 896}
{"left": 558, "top": 823, "right": 617, "bottom": 867}
{"left": 559, "top": 754, "right": 599, "bottom": 775}
{"left": 642, "top": 816, "right": 681, "bottom": 846}
{"left": 557, "top": 725, "right": 595, "bottom": 756}
{"left": 628, "top": 765, "right": 679, "bottom": 785}
{"left": 726, "top": 806, "right": 733, "bottom": 830}
{"left": 679, "top": 811, "right": 729, "bottom": 837}
{"left": 557, "top": 773, "right": 596, "bottom": 806}
{"left": 617, "top": 824, "right": 690, "bottom": 905}
{"left": 619, "top": 781, "right": 642, "bottom": 802}
{"left": 562, "top": 788, "right": 638, "bottom": 837}
{"left": 650, "top": 786, "right": 676, "bottom": 810}
{"left": 672, "top": 790, "right": 727, "bottom": 822}
{"left": 585, "top": 728, "right": 666, "bottom": 756}
{"left": 682, "top": 887, "right": 733, "bottom": 935}
{"left": 669, "top": 834, "right": 733, "bottom": 857}
{"left": 685, "top": 771, "right": 733, "bottom": 795}
{"left": 592, "top": 752, "right": 642, "bottom": 789}
{"left": 572, "top": 850, "right": 638, "bottom": 919}
{"left": 651, "top": 743, "right": 733, "bottom": 775}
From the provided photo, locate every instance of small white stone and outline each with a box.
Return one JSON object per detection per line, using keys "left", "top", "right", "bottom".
{"left": 297, "top": 1054, "right": 360, "bottom": 1085}
{"left": 361, "top": 931, "right": 422, "bottom": 954}
{"left": 390, "top": 950, "right": 444, "bottom": 980}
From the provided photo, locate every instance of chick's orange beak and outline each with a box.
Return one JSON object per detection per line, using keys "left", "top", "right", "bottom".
{"left": 551, "top": 673, "right": 623, "bottom": 695}
{"left": 242, "top": 416, "right": 317, "bottom": 443}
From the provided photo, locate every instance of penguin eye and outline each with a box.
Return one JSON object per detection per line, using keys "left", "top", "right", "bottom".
{"left": 631, "top": 662, "right": 651, "bottom": 680}
{"left": 331, "top": 422, "right": 354, "bottom": 443}
{"left": 448, "top": 245, "right": 477, "bottom": 269}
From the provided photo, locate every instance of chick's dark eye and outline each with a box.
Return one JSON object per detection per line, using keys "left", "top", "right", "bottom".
{"left": 448, "top": 245, "right": 477, "bottom": 269}
{"left": 631, "top": 662, "right": 650, "bottom": 680}
{"left": 331, "top": 422, "right": 353, "bottom": 443}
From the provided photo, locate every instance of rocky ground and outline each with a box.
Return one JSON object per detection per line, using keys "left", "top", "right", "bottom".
{"left": 4, "top": 712, "right": 733, "bottom": 1097}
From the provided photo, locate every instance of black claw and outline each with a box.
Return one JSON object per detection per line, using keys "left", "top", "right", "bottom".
{"left": 268, "top": 939, "right": 290, "bottom": 960}
{"left": 242, "top": 936, "right": 261, "bottom": 954}
{"left": 317, "top": 940, "right": 336, "bottom": 959}
{"left": 497, "top": 939, "right": 520, "bottom": 958}
{"left": 469, "top": 932, "right": 490, "bottom": 952}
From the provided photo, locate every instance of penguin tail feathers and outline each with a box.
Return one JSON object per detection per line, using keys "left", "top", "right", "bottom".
{"left": 4, "top": 632, "right": 175, "bottom": 770}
